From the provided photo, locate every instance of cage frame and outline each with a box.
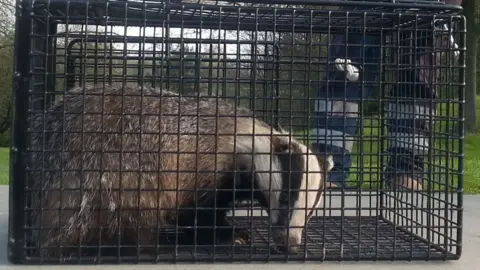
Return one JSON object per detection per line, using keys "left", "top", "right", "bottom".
{"left": 8, "top": 0, "right": 466, "bottom": 264}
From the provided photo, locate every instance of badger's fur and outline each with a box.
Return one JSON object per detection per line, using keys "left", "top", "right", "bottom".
{"left": 28, "top": 83, "right": 333, "bottom": 257}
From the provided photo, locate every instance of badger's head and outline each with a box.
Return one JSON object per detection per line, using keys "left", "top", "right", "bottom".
{"left": 250, "top": 131, "right": 334, "bottom": 254}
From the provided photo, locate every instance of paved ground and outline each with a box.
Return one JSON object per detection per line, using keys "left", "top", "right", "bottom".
{"left": 0, "top": 186, "right": 478, "bottom": 270}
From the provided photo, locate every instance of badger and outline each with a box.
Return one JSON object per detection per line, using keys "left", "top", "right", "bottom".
{"left": 27, "top": 83, "right": 334, "bottom": 257}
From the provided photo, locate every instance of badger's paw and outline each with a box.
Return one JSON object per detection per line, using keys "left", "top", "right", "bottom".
{"left": 233, "top": 229, "right": 251, "bottom": 245}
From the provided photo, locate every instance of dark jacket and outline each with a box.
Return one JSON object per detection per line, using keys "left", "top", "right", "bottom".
{"left": 441, "top": 0, "right": 462, "bottom": 5}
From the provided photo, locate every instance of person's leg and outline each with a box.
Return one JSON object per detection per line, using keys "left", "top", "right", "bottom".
{"left": 312, "top": 33, "right": 381, "bottom": 188}
{"left": 383, "top": 67, "right": 433, "bottom": 191}
{"left": 383, "top": 22, "right": 457, "bottom": 191}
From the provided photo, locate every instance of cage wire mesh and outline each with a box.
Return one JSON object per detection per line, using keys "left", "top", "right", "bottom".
{"left": 8, "top": 0, "right": 465, "bottom": 264}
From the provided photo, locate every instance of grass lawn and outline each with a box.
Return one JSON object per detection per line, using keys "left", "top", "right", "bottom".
{"left": 0, "top": 147, "right": 8, "bottom": 185}
{"left": 0, "top": 97, "right": 479, "bottom": 193}
{"left": 463, "top": 134, "right": 480, "bottom": 193}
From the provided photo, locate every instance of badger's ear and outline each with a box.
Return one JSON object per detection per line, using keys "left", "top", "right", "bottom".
{"left": 317, "top": 154, "right": 335, "bottom": 171}
{"left": 276, "top": 124, "right": 287, "bottom": 134}
{"left": 272, "top": 135, "right": 290, "bottom": 153}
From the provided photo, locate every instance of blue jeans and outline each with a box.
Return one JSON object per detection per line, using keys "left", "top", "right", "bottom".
{"left": 313, "top": 31, "right": 440, "bottom": 188}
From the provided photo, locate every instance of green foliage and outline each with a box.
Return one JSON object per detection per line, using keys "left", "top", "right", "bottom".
{"left": 0, "top": 0, "right": 14, "bottom": 135}
{"left": 0, "top": 40, "right": 12, "bottom": 134}
{"left": 0, "top": 130, "right": 9, "bottom": 147}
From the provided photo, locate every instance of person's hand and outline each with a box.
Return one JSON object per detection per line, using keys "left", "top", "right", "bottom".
{"left": 334, "top": 58, "right": 360, "bottom": 82}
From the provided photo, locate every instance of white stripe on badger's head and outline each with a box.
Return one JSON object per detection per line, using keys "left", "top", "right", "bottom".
{"left": 269, "top": 134, "right": 334, "bottom": 254}
{"left": 232, "top": 120, "right": 334, "bottom": 253}
{"left": 232, "top": 120, "right": 284, "bottom": 225}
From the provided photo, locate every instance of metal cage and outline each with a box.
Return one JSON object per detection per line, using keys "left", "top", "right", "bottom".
{"left": 8, "top": 0, "right": 465, "bottom": 264}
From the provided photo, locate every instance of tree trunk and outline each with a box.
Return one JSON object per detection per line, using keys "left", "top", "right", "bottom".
{"left": 465, "top": 34, "right": 477, "bottom": 133}
{"left": 464, "top": 0, "right": 478, "bottom": 133}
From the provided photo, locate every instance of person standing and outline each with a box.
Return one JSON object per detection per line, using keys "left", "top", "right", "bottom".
{"left": 312, "top": 0, "right": 463, "bottom": 190}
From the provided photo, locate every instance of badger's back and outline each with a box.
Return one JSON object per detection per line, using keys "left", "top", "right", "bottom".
{"left": 28, "top": 84, "right": 276, "bottom": 254}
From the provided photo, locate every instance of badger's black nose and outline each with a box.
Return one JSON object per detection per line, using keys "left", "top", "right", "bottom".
{"left": 272, "top": 229, "right": 301, "bottom": 254}
{"left": 276, "top": 244, "right": 300, "bottom": 254}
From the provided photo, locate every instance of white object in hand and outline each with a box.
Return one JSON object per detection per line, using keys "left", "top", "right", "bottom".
{"left": 334, "top": 58, "right": 360, "bottom": 82}
{"left": 441, "top": 24, "right": 460, "bottom": 62}
{"left": 434, "top": 21, "right": 460, "bottom": 62}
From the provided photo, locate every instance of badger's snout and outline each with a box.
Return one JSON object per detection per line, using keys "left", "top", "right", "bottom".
{"left": 272, "top": 228, "right": 303, "bottom": 254}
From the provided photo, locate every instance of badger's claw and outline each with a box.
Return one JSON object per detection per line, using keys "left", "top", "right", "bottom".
{"left": 233, "top": 229, "right": 251, "bottom": 245}
{"left": 334, "top": 58, "right": 360, "bottom": 82}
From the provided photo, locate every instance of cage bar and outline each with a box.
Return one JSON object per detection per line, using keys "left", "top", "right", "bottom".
{"left": 8, "top": 0, "right": 465, "bottom": 264}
